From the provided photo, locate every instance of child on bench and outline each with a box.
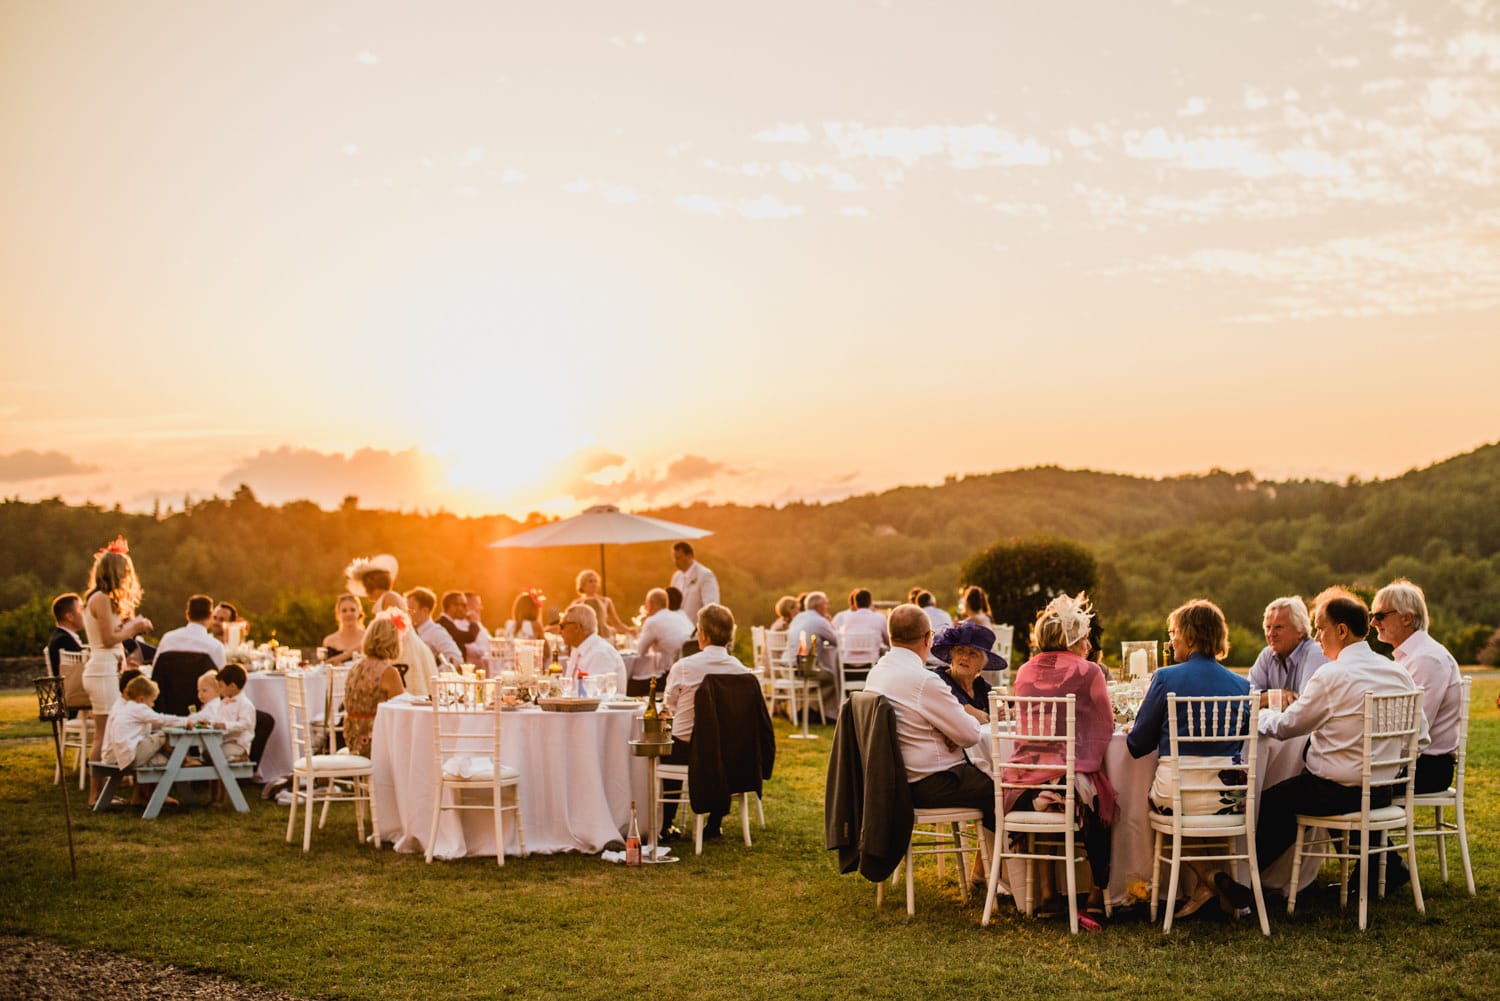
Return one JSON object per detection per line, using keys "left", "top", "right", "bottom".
{"left": 101, "top": 676, "right": 186, "bottom": 804}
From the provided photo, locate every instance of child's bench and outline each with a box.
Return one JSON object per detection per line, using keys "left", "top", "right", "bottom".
{"left": 91, "top": 727, "right": 256, "bottom": 818}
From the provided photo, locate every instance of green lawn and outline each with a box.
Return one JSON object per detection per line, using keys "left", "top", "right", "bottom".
{"left": 0, "top": 680, "right": 1496, "bottom": 1001}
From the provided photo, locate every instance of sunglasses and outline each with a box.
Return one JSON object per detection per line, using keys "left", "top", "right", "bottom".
{"left": 1370, "top": 611, "right": 1398, "bottom": 623}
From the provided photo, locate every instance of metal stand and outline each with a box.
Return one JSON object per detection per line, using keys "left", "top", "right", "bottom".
{"left": 33, "top": 677, "right": 77, "bottom": 879}
{"left": 788, "top": 652, "right": 821, "bottom": 740}
{"left": 628, "top": 736, "right": 679, "bottom": 864}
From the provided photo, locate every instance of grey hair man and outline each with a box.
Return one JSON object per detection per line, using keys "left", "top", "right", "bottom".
{"left": 560, "top": 602, "right": 627, "bottom": 694}
{"left": 1372, "top": 578, "right": 1463, "bottom": 794}
{"left": 1249, "top": 596, "right": 1328, "bottom": 708}
{"left": 783, "top": 590, "right": 841, "bottom": 721}
{"left": 634, "top": 587, "right": 695, "bottom": 688}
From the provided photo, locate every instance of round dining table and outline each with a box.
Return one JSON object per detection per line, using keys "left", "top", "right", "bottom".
{"left": 370, "top": 699, "right": 651, "bottom": 858}
{"left": 244, "top": 669, "right": 328, "bottom": 785}
{"left": 971, "top": 725, "right": 1318, "bottom": 909}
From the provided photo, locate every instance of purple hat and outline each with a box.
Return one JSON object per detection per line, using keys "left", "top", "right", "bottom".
{"left": 931, "top": 620, "right": 1008, "bottom": 671}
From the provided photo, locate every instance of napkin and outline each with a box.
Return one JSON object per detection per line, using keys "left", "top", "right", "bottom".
{"left": 441, "top": 754, "right": 494, "bottom": 780}
{"left": 600, "top": 845, "right": 675, "bottom": 864}
{"left": 388, "top": 692, "right": 424, "bottom": 705}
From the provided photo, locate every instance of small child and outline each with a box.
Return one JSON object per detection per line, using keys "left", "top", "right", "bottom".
{"left": 213, "top": 664, "right": 256, "bottom": 761}
{"left": 190, "top": 670, "right": 220, "bottom": 719}
{"left": 101, "top": 676, "right": 183, "bottom": 770}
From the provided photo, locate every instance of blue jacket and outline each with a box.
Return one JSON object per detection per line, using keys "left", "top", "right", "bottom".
{"left": 1126, "top": 653, "right": 1251, "bottom": 759}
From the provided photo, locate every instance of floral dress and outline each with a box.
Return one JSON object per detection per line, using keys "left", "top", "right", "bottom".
{"left": 344, "top": 657, "right": 396, "bottom": 757}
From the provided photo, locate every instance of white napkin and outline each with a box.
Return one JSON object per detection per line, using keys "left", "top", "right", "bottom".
{"left": 388, "top": 692, "right": 423, "bottom": 705}
{"left": 600, "top": 845, "right": 675, "bottom": 864}
{"left": 441, "top": 754, "right": 494, "bottom": 780}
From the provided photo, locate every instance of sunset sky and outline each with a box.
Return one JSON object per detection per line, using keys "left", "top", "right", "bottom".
{"left": 3, "top": 1, "right": 1497, "bottom": 519}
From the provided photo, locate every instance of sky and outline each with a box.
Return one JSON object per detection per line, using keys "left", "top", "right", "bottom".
{"left": 2, "top": 0, "right": 1498, "bottom": 519}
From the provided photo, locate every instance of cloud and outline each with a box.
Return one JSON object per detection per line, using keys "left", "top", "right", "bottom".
{"left": 674, "top": 194, "right": 725, "bottom": 215}
{"left": 821, "top": 123, "right": 1056, "bottom": 168}
{"left": 738, "top": 195, "right": 803, "bottom": 220}
{"left": 0, "top": 449, "right": 99, "bottom": 481}
{"left": 561, "top": 452, "right": 731, "bottom": 506}
{"left": 356, "top": 50, "right": 379, "bottom": 65}
{"left": 754, "top": 123, "right": 812, "bottom": 144}
{"left": 218, "top": 446, "right": 449, "bottom": 510}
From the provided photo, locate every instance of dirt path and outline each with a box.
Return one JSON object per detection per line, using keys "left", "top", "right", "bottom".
{"left": 0, "top": 935, "right": 311, "bottom": 1001}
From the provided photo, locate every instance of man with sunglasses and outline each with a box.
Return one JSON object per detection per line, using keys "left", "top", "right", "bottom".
{"left": 1371, "top": 578, "right": 1462, "bottom": 795}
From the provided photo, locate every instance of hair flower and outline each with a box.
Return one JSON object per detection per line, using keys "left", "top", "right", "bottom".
{"left": 527, "top": 587, "right": 546, "bottom": 607}
{"left": 96, "top": 535, "right": 130, "bottom": 557}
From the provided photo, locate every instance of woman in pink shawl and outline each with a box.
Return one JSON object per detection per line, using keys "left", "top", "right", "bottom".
{"left": 1003, "top": 592, "right": 1118, "bottom": 917}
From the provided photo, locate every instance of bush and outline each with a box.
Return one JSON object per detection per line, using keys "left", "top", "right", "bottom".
{"left": 254, "top": 588, "right": 336, "bottom": 649}
{"left": 961, "top": 536, "right": 1098, "bottom": 660}
{"left": 1478, "top": 627, "right": 1500, "bottom": 668}
{"left": 0, "top": 595, "right": 53, "bottom": 657}
{"left": 1437, "top": 622, "right": 1493, "bottom": 666}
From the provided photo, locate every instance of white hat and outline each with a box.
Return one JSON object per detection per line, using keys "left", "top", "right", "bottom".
{"left": 344, "top": 554, "right": 399, "bottom": 596}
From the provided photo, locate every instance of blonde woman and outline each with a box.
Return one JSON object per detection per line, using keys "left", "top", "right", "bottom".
{"left": 82, "top": 537, "right": 153, "bottom": 806}
{"left": 321, "top": 593, "right": 366, "bottom": 665}
{"left": 342, "top": 612, "right": 407, "bottom": 758}
{"left": 574, "top": 569, "right": 629, "bottom": 635}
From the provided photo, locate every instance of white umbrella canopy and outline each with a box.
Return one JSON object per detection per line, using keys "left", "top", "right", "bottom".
{"left": 488, "top": 504, "right": 712, "bottom": 595}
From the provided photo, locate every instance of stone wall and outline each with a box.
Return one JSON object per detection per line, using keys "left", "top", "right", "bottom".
{"left": 0, "top": 657, "right": 48, "bottom": 691}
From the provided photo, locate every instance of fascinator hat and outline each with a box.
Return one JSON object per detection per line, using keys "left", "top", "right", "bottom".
{"left": 1038, "top": 591, "right": 1094, "bottom": 648}
{"left": 931, "top": 620, "right": 1008, "bottom": 672}
{"left": 344, "top": 554, "right": 399, "bottom": 596}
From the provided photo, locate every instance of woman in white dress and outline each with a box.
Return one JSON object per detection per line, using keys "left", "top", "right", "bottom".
{"left": 82, "top": 537, "right": 153, "bottom": 806}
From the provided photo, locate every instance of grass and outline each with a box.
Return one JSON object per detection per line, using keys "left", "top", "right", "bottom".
{"left": 0, "top": 679, "right": 1497, "bottom": 1001}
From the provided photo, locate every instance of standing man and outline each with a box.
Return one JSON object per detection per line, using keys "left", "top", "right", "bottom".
{"left": 1249, "top": 596, "right": 1328, "bottom": 707}
{"left": 670, "top": 542, "right": 719, "bottom": 622}
{"left": 1372, "top": 578, "right": 1464, "bottom": 794}
{"left": 155, "top": 594, "right": 227, "bottom": 669}
{"left": 47, "top": 593, "right": 86, "bottom": 675}
{"left": 1252, "top": 591, "right": 1427, "bottom": 879}
{"left": 864, "top": 604, "right": 993, "bottom": 828}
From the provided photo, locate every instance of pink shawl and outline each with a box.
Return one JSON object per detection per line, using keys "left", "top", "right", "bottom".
{"left": 1001, "top": 651, "right": 1118, "bottom": 823}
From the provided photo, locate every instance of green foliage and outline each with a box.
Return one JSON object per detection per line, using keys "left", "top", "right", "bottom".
{"left": 0, "top": 594, "right": 52, "bottom": 658}
{"left": 256, "top": 587, "right": 337, "bottom": 648}
{"left": 960, "top": 536, "right": 1098, "bottom": 659}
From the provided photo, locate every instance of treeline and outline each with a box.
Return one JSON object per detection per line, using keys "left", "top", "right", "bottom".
{"left": 3, "top": 442, "right": 1498, "bottom": 664}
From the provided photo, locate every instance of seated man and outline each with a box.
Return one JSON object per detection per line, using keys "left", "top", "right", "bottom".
{"left": 461, "top": 590, "right": 492, "bottom": 665}
{"left": 1252, "top": 591, "right": 1428, "bottom": 885}
{"left": 1249, "top": 596, "right": 1328, "bottom": 708}
{"left": 635, "top": 587, "right": 695, "bottom": 681}
{"left": 210, "top": 601, "right": 241, "bottom": 641}
{"left": 837, "top": 588, "right": 890, "bottom": 649}
{"left": 47, "top": 592, "right": 86, "bottom": 675}
{"left": 559, "top": 603, "right": 627, "bottom": 694}
{"left": 782, "top": 591, "right": 841, "bottom": 721}
{"left": 154, "top": 594, "right": 227, "bottom": 669}
{"left": 864, "top": 604, "right": 993, "bottom": 832}
{"left": 1372, "top": 578, "right": 1463, "bottom": 794}
{"left": 658, "top": 603, "right": 755, "bottom": 840}
{"left": 436, "top": 590, "right": 484, "bottom": 665}
{"left": 406, "top": 587, "right": 464, "bottom": 665}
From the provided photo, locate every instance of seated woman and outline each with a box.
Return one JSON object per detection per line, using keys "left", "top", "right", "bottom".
{"left": 1003, "top": 592, "right": 1117, "bottom": 918}
{"left": 1126, "top": 598, "right": 1253, "bottom": 918}
{"left": 573, "top": 569, "right": 629, "bottom": 635}
{"left": 343, "top": 613, "right": 406, "bottom": 758}
{"left": 959, "top": 585, "right": 993, "bottom": 627}
{"left": 344, "top": 554, "right": 404, "bottom": 615}
{"left": 321, "top": 592, "right": 366, "bottom": 665}
{"left": 931, "top": 621, "right": 1003, "bottom": 724}
{"left": 506, "top": 589, "right": 547, "bottom": 639}
{"left": 768, "top": 595, "right": 797, "bottom": 632}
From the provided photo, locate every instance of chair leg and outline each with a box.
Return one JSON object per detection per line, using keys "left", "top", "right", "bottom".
{"left": 1431, "top": 806, "right": 1448, "bottom": 883}
{"left": 1245, "top": 831, "right": 1271, "bottom": 937}
{"left": 1406, "top": 821, "right": 1425, "bottom": 916}
{"left": 1149, "top": 829, "right": 1162, "bottom": 923}
{"left": 1287, "top": 825, "right": 1305, "bottom": 915}
{"left": 951, "top": 824, "right": 970, "bottom": 905}
{"left": 285, "top": 772, "right": 300, "bottom": 845}
{"left": 302, "top": 775, "right": 316, "bottom": 852}
{"left": 494, "top": 785, "right": 506, "bottom": 867}
{"left": 318, "top": 781, "right": 334, "bottom": 830}
{"left": 693, "top": 812, "right": 704, "bottom": 856}
{"left": 353, "top": 786, "right": 366, "bottom": 847}
{"left": 1064, "top": 829, "right": 1079, "bottom": 935}
{"left": 1455, "top": 801, "right": 1474, "bottom": 896}
{"left": 1163, "top": 831, "right": 1182, "bottom": 934}
{"left": 905, "top": 842, "right": 916, "bottom": 916}
{"left": 426, "top": 784, "right": 442, "bottom": 863}
{"left": 368, "top": 776, "right": 381, "bottom": 849}
{"left": 755, "top": 791, "right": 766, "bottom": 829}
{"left": 1356, "top": 833, "right": 1370, "bottom": 931}
{"left": 740, "top": 795, "right": 753, "bottom": 847}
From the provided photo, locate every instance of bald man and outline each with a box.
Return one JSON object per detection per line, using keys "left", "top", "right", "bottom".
{"left": 864, "top": 604, "right": 993, "bottom": 829}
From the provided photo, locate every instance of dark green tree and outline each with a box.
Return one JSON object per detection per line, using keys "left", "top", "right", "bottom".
{"left": 961, "top": 536, "right": 1098, "bottom": 660}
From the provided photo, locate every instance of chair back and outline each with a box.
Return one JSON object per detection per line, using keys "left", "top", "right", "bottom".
{"left": 285, "top": 672, "right": 317, "bottom": 765}
{"left": 1361, "top": 689, "right": 1425, "bottom": 814}
{"left": 751, "top": 626, "right": 768, "bottom": 669}
{"left": 431, "top": 677, "right": 502, "bottom": 787}
{"left": 151, "top": 650, "right": 219, "bottom": 716}
{"left": 765, "top": 630, "right": 790, "bottom": 662}
{"left": 989, "top": 691, "right": 1076, "bottom": 818}
{"left": 1162, "top": 692, "right": 1258, "bottom": 817}
{"left": 326, "top": 663, "right": 352, "bottom": 749}
{"left": 58, "top": 650, "right": 91, "bottom": 710}
{"left": 1451, "top": 677, "right": 1472, "bottom": 797}
{"left": 992, "top": 624, "right": 1015, "bottom": 665}
{"left": 839, "top": 631, "right": 882, "bottom": 697}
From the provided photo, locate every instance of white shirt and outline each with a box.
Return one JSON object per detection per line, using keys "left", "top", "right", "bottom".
{"left": 154, "top": 622, "right": 226, "bottom": 669}
{"left": 211, "top": 691, "right": 257, "bottom": 748}
{"left": 671, "top": 560, "right": 720, "bottom": 621}
{"left": 1393, "top": 630, "right": 1463, "bottom": 757}
{"left": 415, "top": 618, "right": 463, "bottom": 665}
{"left": 635, "top": 608, "right": 695, "bottom": 675}
{"left": 839, "top": 608, "right": 890, "bottom": 647}
{"left": 567, "top": 633, "right": 627, "bottom": 694}
{"left": 864, "top": 646, "right": 983, "bottom": 782}
{"left": 102, "top": 699, "right": 182, "bottom": 768}
{"left": 1259, "top": 640, "right": 1429, "bottom": 786}
{"left": 922, "top": 606, "right": 953, "bottom": 632}
{"left": 662, "top": 645, "right": 752, "bottom": 742}
{"left": 462, "top": 618, "right": 491, "bottom": 667}
{"left": 401, "top": 630, "right": 437, "bottom": 699}
{"left": 782, "top": 609, "right": 839, "bottom": 667}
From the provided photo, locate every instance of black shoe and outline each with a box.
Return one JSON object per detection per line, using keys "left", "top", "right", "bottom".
{"left": 658, "top": 828, "right": 684, "bottom": 844}
{"left": 1383, "top": 860, "right": 1411, "bottom": 896}
{"left": 701, "top": 826, "right": 723, "bottom": 841}
{"left": 1214, "top": 872, "right": 1255, "bottom": 912}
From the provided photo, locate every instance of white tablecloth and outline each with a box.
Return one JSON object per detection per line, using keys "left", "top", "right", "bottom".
{"left": 371, "top": 701, "right": 650, "bottom": 858}
{"left": 243, "top": 671, "right": 327, "bottom": 785}
{"left": 972, "top": 727, "right": 1316, "bottom": 906}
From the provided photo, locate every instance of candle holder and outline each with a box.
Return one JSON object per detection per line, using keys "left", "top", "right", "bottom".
{"left": 1120, "top": 641, "right": 1158, "bottom": 683}
{"left": 788, "top": 648, "right": 822, "bottom": 740}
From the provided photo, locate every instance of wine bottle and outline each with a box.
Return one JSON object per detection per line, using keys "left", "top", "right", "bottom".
{"left": 626, "top": 801, "right": 642, "bottom": 867}
{"left": 644, "top": 677, "right": 659, "bottom": 722}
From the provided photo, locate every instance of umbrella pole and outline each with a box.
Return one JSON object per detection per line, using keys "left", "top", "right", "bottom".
{"left": 600, "top": 543, "right": 607, "bottom": 596}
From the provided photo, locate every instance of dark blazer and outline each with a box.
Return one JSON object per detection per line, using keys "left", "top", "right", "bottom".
{"left": 825, "top": 691, "right": 914, "bottom": 883}
{"left": 152, "top": 650, "right": 219, "bottom": 716}
{"left": 685, "top": 674, "right": 776, "bottom": 818}
{"left": 47, "top": 628, "right": 83, "bottom": 676}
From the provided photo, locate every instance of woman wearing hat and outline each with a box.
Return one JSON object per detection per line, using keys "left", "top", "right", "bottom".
{"left": 1003, "top": 592, "right": 1117, "bottom": 918}
{"left": 931, "top": 620, "right": 1007, "bottom": 724}
{"left": 344, "top": 554, "right": 406, "bottom": 615}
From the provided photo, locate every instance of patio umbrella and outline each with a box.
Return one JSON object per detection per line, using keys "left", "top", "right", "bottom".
{"left": 487, "top": 504, "right": 712, "bottom": 595}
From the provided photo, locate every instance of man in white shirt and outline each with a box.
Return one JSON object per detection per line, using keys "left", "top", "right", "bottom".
{"left": 406, "top": 587, "right": 464, "bottom": 665}
{"left": 1254, "top": 591, "right": 1428, "bottom": 874}
{"left": 783, "top": 591, "right": 842, "bottom": 721}
{"left": 1249, "top": 596, "right": 1328, "bottom": 706}
{"left": 559, "top": 603, "right": 627, "bottom": 694}
{"left": 670, "top": 542, "right": 720, "bottom": 621}
{"left": 154, "top": 594, "right": 227, "bottom": 669}
{"left": 1372, "top": 578, "right": 1463, "bottom": 794}
{"left": 838, "top": 588, "right": 890, "bottom": 649}
{"left": 864, "top": 604, "right": 992, "bottom": 829}
{"left": 915, "top": 591, "right": 952, "bottom": 664}
{"left": 635, "top": 587, "right": 694, "bottom": 682}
